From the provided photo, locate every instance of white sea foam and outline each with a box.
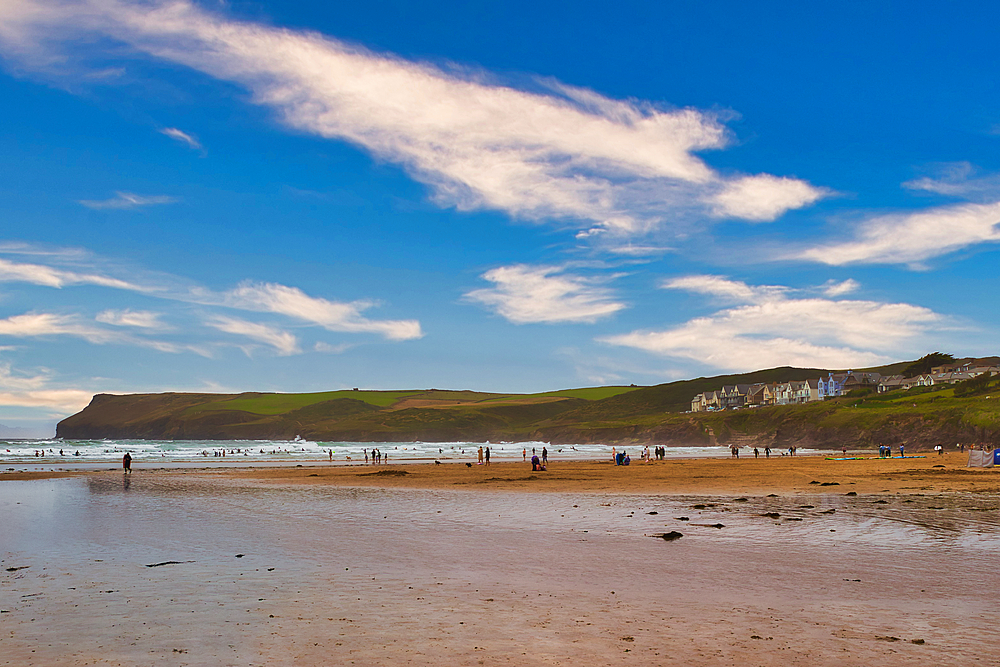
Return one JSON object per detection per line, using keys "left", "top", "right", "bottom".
{"left": 0, "top": 438, "right": 830, "bottom": 467}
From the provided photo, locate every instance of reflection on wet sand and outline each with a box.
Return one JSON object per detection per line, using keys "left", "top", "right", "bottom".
{"left": 1, "top": 472, "right": 998, "bottom": 666}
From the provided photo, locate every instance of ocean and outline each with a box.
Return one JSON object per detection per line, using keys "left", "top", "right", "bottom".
{"left": 0, "top": 438, "right": 831, "bottom": 470}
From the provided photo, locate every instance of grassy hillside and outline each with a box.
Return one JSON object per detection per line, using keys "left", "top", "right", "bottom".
{"left": 55, "top": 362, "right": 1000, "bottom": 449}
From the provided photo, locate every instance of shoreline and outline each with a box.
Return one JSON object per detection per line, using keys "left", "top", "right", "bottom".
{"left": 4, "top": 451, "right": 996, "bottom": 495}
{"left": 4, "top": 452, "right": 998, "bottom": 666}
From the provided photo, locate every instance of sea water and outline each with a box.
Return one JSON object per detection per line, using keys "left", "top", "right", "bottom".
{"left": 0, "top": 438, "right": 831, "bottom": 469}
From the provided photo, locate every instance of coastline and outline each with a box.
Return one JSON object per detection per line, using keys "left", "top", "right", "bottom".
{"left": 3, "top": 452, "right": 995, "bottom": 495}
{"left": 2, "top": 461, "right": 997, "bottom": 666}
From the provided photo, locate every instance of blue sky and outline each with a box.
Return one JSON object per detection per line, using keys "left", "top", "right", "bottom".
{"left": 1, "top": 0, "right": 999, "bottom": 434}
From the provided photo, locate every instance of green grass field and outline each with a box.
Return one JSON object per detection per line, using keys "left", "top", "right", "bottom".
{"left": 185, "top": 390, "right": 424, "bottom": 415}
{"left": 182, "top": 385, "right": 644, "bottom": 416}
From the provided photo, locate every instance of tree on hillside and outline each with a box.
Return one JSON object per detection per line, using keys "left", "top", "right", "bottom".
{"left": 902, "top": 352, "right": 955, "bottom": 378}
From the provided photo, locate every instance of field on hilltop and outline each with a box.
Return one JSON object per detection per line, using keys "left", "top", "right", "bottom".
{"left": 55, "top": 359, "right": 1000, "bottom": 449}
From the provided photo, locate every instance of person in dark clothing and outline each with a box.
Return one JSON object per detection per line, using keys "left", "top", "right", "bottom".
{"left": 123, "top": 452, "right": 132, "bottom": 473}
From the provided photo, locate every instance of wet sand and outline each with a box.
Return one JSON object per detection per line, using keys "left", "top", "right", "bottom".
{"left": 2, "top": 453, "right": 998, "bottom": 666}
{"left": 132, "top": 451, "right": 1000, "bottom": 496}
{"left": 4, "top": 451, "right": 996, "bottom": 495}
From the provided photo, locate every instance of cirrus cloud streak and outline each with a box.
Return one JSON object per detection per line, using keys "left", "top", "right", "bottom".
{"left": 0, "top": 0, "right": 826, "bottom": 233}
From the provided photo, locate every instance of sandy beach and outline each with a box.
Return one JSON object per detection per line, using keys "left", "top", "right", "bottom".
{"left": 2, "top": 452, "right": 998, "bottom": 666}
{"left": 206, "top": 451, "right": 1000, "bottom": 496}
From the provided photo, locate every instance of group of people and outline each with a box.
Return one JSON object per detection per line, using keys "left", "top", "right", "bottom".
{"left": 364, "top": 448, "right": 386, "bottom": 464}
{"left": 639, "top": 445, "right": 668, "bottom": 461}
{"left": 522, "top": 446, "right": 548, "bottom": 466}
{"left": 730, "top": 445, "right": 786, "bottom": 458}
{"left": 612, "top": 449, "right": 631, "bottom": 465}
{"left": 527, "top": 446, "right": 548, "bottom": 470}
{"left": 877, "top": 443, "right": 905, "bottom": 458}
{"left": 477, "top": 446, "right": 491, "bottom": 465}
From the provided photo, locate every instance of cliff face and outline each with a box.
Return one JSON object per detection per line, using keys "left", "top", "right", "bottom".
{"left": 56, "top": 386, "right": 1000, "bottom": 450}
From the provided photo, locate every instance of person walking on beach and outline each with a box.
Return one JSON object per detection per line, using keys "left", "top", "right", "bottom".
{"left": 122, "top": 452, "right": 132, "bottom": 473}
{"left": 485, "top": 447, "right": 491, "bottom": 466}
{"left": 753, "top": 447, "right": 759, "bottom": 459}
{"left": 542, "top": 447, "right": 548, "bottom": 466}
{"left": 764, "top": 446, "right": 770, "bottom": 458}
{"left": 522, "top": 448, "right": 526, "bottom": 462}
{"left": 477, "top": 446, "right": 484, "bottom": 465}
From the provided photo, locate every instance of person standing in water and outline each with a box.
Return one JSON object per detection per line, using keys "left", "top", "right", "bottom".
{"left": 123, "top": 452, "right": 132, "bottom": 473}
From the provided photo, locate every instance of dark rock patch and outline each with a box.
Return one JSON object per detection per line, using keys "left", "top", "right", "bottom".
{"left": 653, "top": 531, "right": 684, "bottom": 541}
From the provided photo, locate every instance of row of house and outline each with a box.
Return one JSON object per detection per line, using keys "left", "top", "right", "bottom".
{"left": 690, "top": 365, "right": 999, "bottom": 412}
{"left": 876, "top": 365, "right": 999, "bottom": 392}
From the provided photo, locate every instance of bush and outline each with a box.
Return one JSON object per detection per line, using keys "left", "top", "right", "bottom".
{"left": 954, "top": 372, "right": 1000, "bottom": 398}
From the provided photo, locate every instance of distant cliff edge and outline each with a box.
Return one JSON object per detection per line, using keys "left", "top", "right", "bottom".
{"left": 56, "top": 363, "right": 1000, "bottom": 449}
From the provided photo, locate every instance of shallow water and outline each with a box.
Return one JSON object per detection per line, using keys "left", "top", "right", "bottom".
{"left": 1, "top": 438, "right": 835, "bottom": 473}
{"left": 2, "top": 475, "right": 997, "bottom": 666}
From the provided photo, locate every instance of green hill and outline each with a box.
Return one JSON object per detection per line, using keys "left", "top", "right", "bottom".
{"left": 55, "top": 359, "right": 1000, "bottom": 449}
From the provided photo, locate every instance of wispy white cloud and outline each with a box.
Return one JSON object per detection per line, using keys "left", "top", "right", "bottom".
{"left": 95, "top": 309, "right": 165, "bottom": 328}
{"left": 205, "top": 315, "right": 300, "bottom": 356}
{"left": 465, "top": 264, "right": 626, "bottom": 324}
{"left": 223, "top": 282, "right": 422, "bottom": 341}
{"left": 0, "top": 256, "right": 142, "bottom": 290}
{"left": 314, "top": 341, "right": 352, "bottom": 354}
{"left": 659, "top": 274, "right": 787, "bottom": 303}
{"left": 603, "top": 244, "right": 674, "bottom": 257}
{"left": 0, "top": 312, "right": 117, "bottom": 343}
{"left": 602, "top": 276, "right": 945, "bottom": 372}
{"left": 822, "top": 278, "right": 860, "bottom": 297}
{"left": 78, "top": 191, "right": 177, "bottom": 210}
{"left": 160, "top": 126, "right": 202, "bottom": 151}
{"left": 796, "top": 201, "right": 1000, "bottom": 266}
{"left": 902, "top": 162, "right": 1000, "bottom": 200}
{"left": 0, "top": 362, "right": 50, "bottom": 390}
{"left": 0, "top": 242, "right": 89, "bottom": 258}
{"left": 0, "top": 358, "right": 94, "bottom": 412}
{"left": 0, "top": 388, "right": 94, "bottom": 412}
{"left": 0, "top": 312, "right": 206, "bottom": 355}
{"left": 0, "top": 245, "right": 423, "bottom": 348}
{"left": 0, "top": 0, "right": 826, "bottom": 234}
